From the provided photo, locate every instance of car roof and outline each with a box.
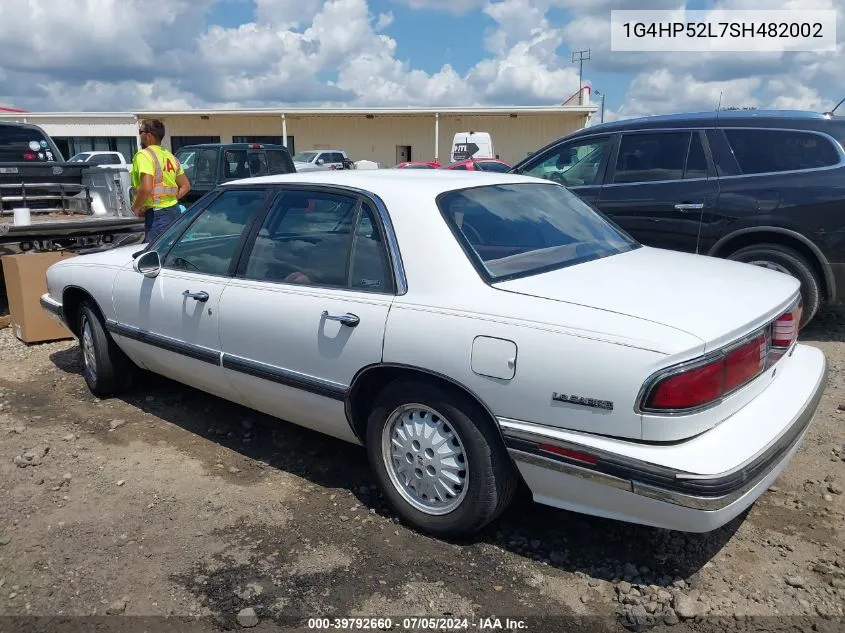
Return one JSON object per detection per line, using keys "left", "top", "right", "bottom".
{"left": 567, "top": 109, "right": 835, "bottom": 139}
{"left": 0, "top": 120, "right": 47, "bottom": 131}
{"left": 221, "top": 168, "right": 547, "bottom": 197}
{"left": 176, "top": 143, "right": 289, "bottom": 150}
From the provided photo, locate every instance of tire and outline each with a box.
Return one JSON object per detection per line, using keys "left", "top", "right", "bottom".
{"left": 365, "top": 379, "right": 518, "bottom": 538}
{"left": 77, "top": 301, "right": 134, "bottom": 397}
{"left": 726, "top": 243, "right": 821, "bottom": 328}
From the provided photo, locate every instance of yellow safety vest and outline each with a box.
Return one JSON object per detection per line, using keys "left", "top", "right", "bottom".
{"left": 131, "top": 145, "right": 183, "bottom": 209}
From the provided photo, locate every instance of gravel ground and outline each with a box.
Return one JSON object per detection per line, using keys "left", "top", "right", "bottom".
{"left": 0, "top": 306, "right": 843, "bottom": 633}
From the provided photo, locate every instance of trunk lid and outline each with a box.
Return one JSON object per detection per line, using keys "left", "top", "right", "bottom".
{"left": 493, "top": 246, "right": 800, "bottom": 351}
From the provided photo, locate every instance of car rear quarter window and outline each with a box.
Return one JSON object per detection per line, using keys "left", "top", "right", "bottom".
{"left": 437, "top": 182, "right": 639, "bottom": 282}
{"left": 0, "top": 125, "right": 56, "bottom": 162}
{"left": 267, "top": 149, "right": 293, "bottom": 174}
{"left": 723, "top": 128, "right": 841, "bottom": 174}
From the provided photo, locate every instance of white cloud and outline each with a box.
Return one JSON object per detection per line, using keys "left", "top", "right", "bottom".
{"left": 0, "top": 0, "right": 587, "bottom": 110}
{"left": 1, "top": 0, "right": 844, "bottom": 118}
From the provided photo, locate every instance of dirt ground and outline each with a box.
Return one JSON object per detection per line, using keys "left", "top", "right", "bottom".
{"left": 0, "top": 306, "right": 843, "bottom": 633}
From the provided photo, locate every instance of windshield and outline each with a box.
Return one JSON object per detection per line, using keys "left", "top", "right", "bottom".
{"left": 68, "top": 153, "right": 90, "bottom": 162}
{"left": 437, "top": 182, "right": 638, "bottom": 282}
{"left": 293, "top": 151, "right": 319, "bottom": 163}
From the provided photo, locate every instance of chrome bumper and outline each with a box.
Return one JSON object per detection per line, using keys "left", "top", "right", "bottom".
{"left": 39, "top": 293, "right": 64, "bottom": 325}
{"left": 501, "top": 353, "right": 827, "bottom": 512}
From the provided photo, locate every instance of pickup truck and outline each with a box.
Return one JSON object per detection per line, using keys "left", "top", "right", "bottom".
{"left": 0, "top": 121, "right": 142, "bottom": 257}
{"left": 67, "top": 151, "right": 129, "bottom": 166}
{"left": 292, "top": 148, "right": 354, "bottom": 172}
{"left": 173, "top": 142, "right": 296, "bottom": 205}
{"left": 0, "top": 121, "right": 143, "bottom": 320}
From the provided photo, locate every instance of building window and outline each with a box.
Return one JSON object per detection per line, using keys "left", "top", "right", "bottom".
{"left": 51, "top": 136, "right": 138, "bottom": 163}
{"left": 169, "top": 136, "right": 221, "bottom": 153}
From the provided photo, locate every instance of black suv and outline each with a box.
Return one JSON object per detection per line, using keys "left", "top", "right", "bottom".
{"left": 511, "top": 110, "right": 845, "bottom": 327}
{"left": 173, "top": 142, "right": 296, "bottom": 205}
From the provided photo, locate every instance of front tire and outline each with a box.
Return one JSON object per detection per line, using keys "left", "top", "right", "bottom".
{"left": 365, "top": 379, "right": 518, "bottom": 538}
{"left": 78, "top": 302, "right": 134, "bottom": 397}
{"left": 726, "top": 243, "right": 821, "bottom": 328}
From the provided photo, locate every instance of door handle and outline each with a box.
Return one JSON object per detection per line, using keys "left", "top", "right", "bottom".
{"left": 321, "top": 311, "right": 360, "bottom": 327}
{"left": 183, "top": 290, "right": 209, "bottom": 302}
{"left": 674, "top": 203, "right": 704, "bottom": 212}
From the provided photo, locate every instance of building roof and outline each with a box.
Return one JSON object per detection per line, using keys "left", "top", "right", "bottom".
{"left": 0, "top": 104, "right": 596, "bottom": 119}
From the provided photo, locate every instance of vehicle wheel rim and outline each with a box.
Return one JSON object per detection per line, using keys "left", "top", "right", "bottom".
{"left": 81, "top": 316, "right": 97, "bottom": 382}
{"left": 748, "top": 259, "right": 791, "bottom": 276}
{"left": 381, "top": 403, "right": 468, "bottom": 516}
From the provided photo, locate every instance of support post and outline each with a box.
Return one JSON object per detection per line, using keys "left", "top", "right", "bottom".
{"left": 281, "top": 114, "right": 287, "bottom": 148}
{"left": 434, "top": 112, "right": 439, "bottom": 163}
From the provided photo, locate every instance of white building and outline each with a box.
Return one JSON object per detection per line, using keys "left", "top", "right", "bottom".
{"left": 0, "top": 96, "right": 596, "bottom": 167}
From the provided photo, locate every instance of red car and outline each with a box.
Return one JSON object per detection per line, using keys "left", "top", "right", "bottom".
{"left": 394, "top": 161, "right": 441, "bottom": 169}
{"left": 440, "top": 158, "right": 511, "bottom": 172}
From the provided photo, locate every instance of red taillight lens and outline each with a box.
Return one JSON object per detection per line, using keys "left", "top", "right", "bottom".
{"left": 539, "top": 444, "right": 598, "bottom": 465}
{"left": 647, "top": 361, "right": 725, "bottom": 410}
{"left": 724, "top": 334, "right": 767, "bottom": 391}
{"left": 646, "top": 334, "right": 767, "bottom": 411}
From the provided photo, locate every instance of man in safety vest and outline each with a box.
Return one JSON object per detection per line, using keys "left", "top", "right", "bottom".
{"left": 130, "top": 118, "right": 191, "bottom": 244}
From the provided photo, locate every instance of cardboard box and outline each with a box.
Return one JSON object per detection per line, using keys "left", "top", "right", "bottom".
{"left": 1, "top": 251, "right": 77, "bottom": 343}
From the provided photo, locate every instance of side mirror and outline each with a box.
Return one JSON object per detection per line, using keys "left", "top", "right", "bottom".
{"left": 316, "top": 158, "right": 325, "bottom": 165}
{"left": 132, "top": 250, "right": 161, "bottom": 277}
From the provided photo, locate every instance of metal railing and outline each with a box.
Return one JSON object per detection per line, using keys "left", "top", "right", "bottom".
{"left": 0, "top": 181, "right": 93, "bottom": 215}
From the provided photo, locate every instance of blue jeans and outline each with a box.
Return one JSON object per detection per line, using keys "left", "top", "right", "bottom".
{"left": 144, "top": 204, "right": 181, "bottom": 244}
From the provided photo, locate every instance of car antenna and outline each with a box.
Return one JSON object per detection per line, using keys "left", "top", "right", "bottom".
{"left": 824, "top": 96, "right": 845, "bottom": 117}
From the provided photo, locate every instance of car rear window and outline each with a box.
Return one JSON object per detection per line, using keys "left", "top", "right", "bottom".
{"left": 437, "top": 182, "right": 639, "bottom": 282}
{"left": 723, "top": 128, "right": 841, "bottom": 174}
{"left": 0, "top": 125, "right": 57, "bottom": 162}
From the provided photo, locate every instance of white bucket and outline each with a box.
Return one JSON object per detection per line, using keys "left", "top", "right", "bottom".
{"left": 12, "top": 207, "right": 31, "bottom": 226}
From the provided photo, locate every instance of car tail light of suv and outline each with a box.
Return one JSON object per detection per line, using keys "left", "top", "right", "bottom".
{"left": 639, "top": 298, "right": 801, "bottom": 414}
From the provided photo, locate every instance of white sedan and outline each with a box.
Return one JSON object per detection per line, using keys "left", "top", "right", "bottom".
{"left": 39, "top": 170, "right": 827, "bottom": 538}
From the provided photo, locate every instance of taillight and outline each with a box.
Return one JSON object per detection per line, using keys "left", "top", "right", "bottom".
{"left": 771, "top": 299, "right": 801, "bottom": 348}
{"left": 641, "top": 298, "right": 801, "bottom": 413}
{"left": 644, "top": 334, "right": 767, "bottom": 412}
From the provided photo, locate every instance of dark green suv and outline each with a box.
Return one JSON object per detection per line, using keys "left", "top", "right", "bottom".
{"left": 174, "top": 142, "right": 296, "bottom": 205}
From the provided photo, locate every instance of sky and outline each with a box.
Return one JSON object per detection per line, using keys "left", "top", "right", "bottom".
{"left": 0, "top": 0, "right": 843, "bottom": 120}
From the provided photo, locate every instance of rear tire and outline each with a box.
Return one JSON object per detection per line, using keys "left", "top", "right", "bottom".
{"left": 78, "top": 301, "right": 134, "bottom": 397}
{"left": 726, "top": 243, "right": 821, "bottom": 328}
{"left": 365, "top": 379, "right": 518, "bottom": 538}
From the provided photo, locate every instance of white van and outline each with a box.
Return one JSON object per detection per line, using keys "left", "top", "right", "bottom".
{"left": 450, "top": 132, "right": 495, "bottom": 162}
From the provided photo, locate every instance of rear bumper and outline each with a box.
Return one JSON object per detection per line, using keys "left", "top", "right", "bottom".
{"left": 501, "top": 343, "right": 827, "bottom": 532}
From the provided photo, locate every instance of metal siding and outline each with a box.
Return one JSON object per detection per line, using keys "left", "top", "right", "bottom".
{"left": 0, "top": 112, "right": 591, "bottom": 167}
{"left": 155, "top": 112, "right": 588, "bottom": 166}
{"left": 0, "top": 115, "right": 138, "bottom": 138}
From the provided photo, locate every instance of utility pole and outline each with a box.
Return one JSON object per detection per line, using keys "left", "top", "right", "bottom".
{"left": 594, "top": 89, "right": 605, "bottom": 123}
{"left": 571, "top": 49, "right": 590, "bottom": 105}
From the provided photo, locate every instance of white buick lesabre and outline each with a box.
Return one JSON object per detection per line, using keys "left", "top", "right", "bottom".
{"left": 39, "top": 170, "right": 827, "bottom": 538}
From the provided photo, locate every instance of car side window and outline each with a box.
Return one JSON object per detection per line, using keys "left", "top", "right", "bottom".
{"left": 350, "top": 203, "right": 394, "bottom": 293}
{"left": 192, "top": 149, "right": 218, "bottom": 187}
{"left": 684, "top": 132, "right": 708, "bottom": 179}
{"left": 242, "top": 190, "right": 358, "bottom": 288}
{"left": 522, "top": 137, "right": 610, "bottom": 186}
{"left": 267, "top": 150, "right": 293, "bottom": 174}
{"left": 162, "top": 189, "right": 266, "bottom": 276}
{"left": 613, "top": 132, "right": 690, "bottom": 184}
{"left": 723, "top": 128, "right": 841, "bottom": 174}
